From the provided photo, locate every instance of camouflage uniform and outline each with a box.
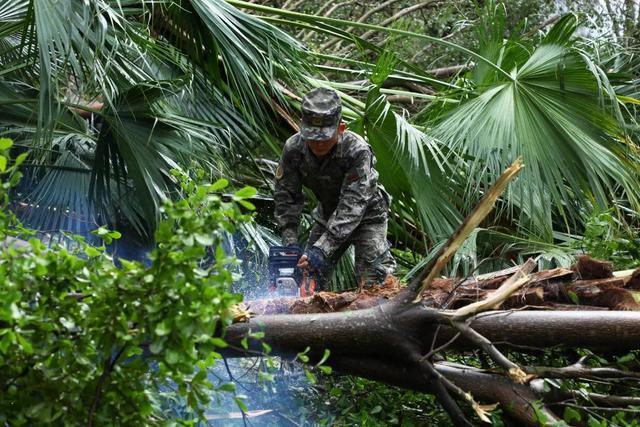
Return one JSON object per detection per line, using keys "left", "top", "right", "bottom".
{"left": 274, "top": 129, "right": 396, "bottom": 287}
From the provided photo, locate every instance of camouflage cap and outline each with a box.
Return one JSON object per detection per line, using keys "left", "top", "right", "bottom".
{"left": 300, "top": 87, "right": 341, "bottom": 141}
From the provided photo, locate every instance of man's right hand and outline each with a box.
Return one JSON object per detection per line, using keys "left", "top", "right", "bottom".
{"left": 297, "top": 246, "right": 326, "bottom": 272}
{"left": 297, "top": 253, "right": 309, "bottom": 270}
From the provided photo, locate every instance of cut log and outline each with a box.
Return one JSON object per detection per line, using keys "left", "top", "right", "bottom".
{"left": 626, "top": 268, "right": 640, "bottom": 289}
{"left": 572, "top": 255, "right": 614, "bottom": 279}
{"left": 567, "top": 279, "right": 640, "bottom": 310}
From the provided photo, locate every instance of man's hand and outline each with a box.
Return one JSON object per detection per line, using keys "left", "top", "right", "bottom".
{"left": 297, "top": 246, "right": 326, "bottom": 272}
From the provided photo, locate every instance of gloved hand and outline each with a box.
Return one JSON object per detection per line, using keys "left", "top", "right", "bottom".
{"left": 298, "top": 246, "right": 326, "bottom": 272}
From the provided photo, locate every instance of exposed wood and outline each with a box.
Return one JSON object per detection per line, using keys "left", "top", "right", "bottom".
{"left": 226, "top": 307, "right": 640, "bottom": 425}
{"left": 243, "top": 262, "right": 637, "bottom": 316}
{"left": 407, "top": 158, "right": 524, "bottom": 301}
{"left": 448, "top": 259, "right": 535, "bottom": 319}
{"left": 299, "top": 1, "right": 358, "bottom": 41}
{"left": 567, "top": 280, "right": 640, "bottom": 310}
{"left": 526, "top": 363, "right": 640, "bottom": 381}
{"left": 572, "top": 254, "right": 614, "bottom": 279}
{"left": 223, "top": 156, "right": 639, "bottom": 425}
{"left": 425, "top": 63, "right": 470, "bottom": 77}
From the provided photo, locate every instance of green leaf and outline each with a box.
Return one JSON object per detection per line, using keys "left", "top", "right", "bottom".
{"left": 0, "top": 156, "right": 6, "bottom": 172}
{"left": 95, "top": 227, "right": 109, "bottom": 236}
{"left": 194, "top": 234, "right": 214, "bottom": 246}
{"left": 249, "top": 331, "right": 264, "bottom": 339}
{"left": 16, "top": 334, "right": 33, "bottom": 354}
{"left": 587, "top": 415, "right": 606, "bottom": 427}
{"left": 616, "top": 352, "right": 636, "bottom": 365}
{"left": 362, "top": 86, "right": 460, "bottom": 248}
{"left": 234, "top": 396, "right": 248, "bottom": 412}
{"left": 318, "top": 365, "right": 332, "bottom": 375}
{"left": 304, "top": 368, "right": 317, "bottom": 384}
{"left": 563, "top": 406, "right": 582, "bottom": 423}
{"left": 234, "top": 186, "right": 257, "bottom": 199}
{"left": 435, "top": 42, "right": 640, "bottom": 241}
{"left": 295, "top": 346, "right": 312, "bottom": 363}
{"left": 370, "top": 405, "right": 382, "bottom": 415}
{"left": 149, "top": 338, "right": 165, "bottom": 354}
{"left": 154, "top": 321, "right": 171, "bottom": 336}
{"left": 210, "top": 337, "right": 228, "bottom": 348}
{"left": 218, "top": 382, "right": 236, "bottom": 393}
{"left": 0, "top": 138, "right": 13, "bottom": 150}
{"left": 316, "top": 349, "right": 331, "bottom": 367}
{"left": 25, "top": 402, "right": 46, "bottom": 419}
{"left": 59, "top": 317, "right": 75, "bottom": 330}
{"left": 237, "top": 199, "right": 255, "bottom": 210}
{"left": 84, "top": 246, "right": 101, "bottom": 258}
{"left": 568, "top": 291, "right": 580, "bottom": 305}
{"left": 0, "top": 332, "right": 15, "bottom": 353}
{"left": 165, "top": 349, "right": 179, "bottom": 365}
{"left": 10, "top": 303, "right": 22, "bottom": 320}
{"left": 210, "top": 178, "right": 229, "bottom": 191}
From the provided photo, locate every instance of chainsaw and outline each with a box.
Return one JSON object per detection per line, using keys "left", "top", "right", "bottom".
{"left": 268, "top": 246, "right": 317, "bottom": 297}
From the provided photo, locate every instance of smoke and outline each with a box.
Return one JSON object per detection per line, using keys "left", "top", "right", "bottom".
{"left": 205, "top": 357, "right": 318, "bottom": 426}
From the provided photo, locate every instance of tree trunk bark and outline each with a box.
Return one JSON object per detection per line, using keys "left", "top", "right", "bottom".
{"left": 225, "top": 304, "right": 640, "bottom": 425}
{"left": 228, "top": 308, "right": 640, "bottom": 356}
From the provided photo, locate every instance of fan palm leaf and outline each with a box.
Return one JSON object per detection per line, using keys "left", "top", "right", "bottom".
{"left": 1, "top": 0, "right": 311, "bottom": 238}
{"left": 334, "top": 53, "right": 463, "bottom": 250}
{"left": 434, "top": 18, "right": 640, "bottom": 240}
{"left": 154, "top": 0, "right": 309, "bottom": 127}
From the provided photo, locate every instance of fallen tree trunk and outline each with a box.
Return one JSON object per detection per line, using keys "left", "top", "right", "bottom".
{"left": 227, "top": 292, "right": 640, "bottom": 425}
{"left": 225, "top": 161, "right": 640, "bottom": 425}
{"left": 228, "top": 309, "right": 640, "bottom": 355}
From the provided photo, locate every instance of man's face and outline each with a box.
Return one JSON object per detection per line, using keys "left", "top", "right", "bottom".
{"left": 305, "top": 123, "right": 344, "bottom": 157}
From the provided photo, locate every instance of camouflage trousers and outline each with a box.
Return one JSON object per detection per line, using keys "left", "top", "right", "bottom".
{"left": 307, "top": 220, "right": 396, "bottom": 290}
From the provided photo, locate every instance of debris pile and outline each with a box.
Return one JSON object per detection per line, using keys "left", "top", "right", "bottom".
{"left": 243, "top": 256, "right": 640, "bottom": 315}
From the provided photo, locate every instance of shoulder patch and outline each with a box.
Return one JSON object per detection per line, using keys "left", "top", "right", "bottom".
{"left": 275, "top": 163, "right": 284, "bottom": 180}
{"left": 345, "top": 171, "right": 359, "bottom": 184}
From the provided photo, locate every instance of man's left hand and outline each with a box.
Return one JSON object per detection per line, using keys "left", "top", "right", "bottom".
{"left": 297, "top": 246, "right": 326, "bottom": 272}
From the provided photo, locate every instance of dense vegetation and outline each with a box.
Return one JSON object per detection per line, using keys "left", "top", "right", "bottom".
{"left": 1, "top": 0, "right": 639, "bottom": 425}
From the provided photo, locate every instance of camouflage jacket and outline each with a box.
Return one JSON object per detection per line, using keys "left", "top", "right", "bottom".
{"left": 274, "top": 130, "right": 389, "bottom": 257}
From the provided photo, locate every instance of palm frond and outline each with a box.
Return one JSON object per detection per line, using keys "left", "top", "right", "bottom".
{"left": 355, "top": 53, "right": 462, "bottom": 249}
{"left": 13, "top": 148, "right": 99, "bottom": 247}
{"left": 434, "top": 22, "right": 640, "bottom": 240}
{"left": 0, "top": 0, "right": 27, "bottom": 23}
{"left": 156, "top": 0, "right": 309, "bottom": 128}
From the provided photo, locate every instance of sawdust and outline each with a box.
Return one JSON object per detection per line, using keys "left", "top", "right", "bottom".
{"left": 290, "top": 275, "right": 402, "bottom": 314}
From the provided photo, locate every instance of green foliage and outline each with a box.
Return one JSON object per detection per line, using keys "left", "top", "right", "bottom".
{"left": 299, "top": 375, "right": 454, "bottom": 426}
{"left": 434, "top": 16, "right": 640, "bottom": 242}
{"left": 577, "top": 210, "right": 640, "bottom": 269}
{"left": 0, "top": 142, "right": 257, "bottom": 425}
{"left": 1, "top": 0, "right": 308, "bottom": 238}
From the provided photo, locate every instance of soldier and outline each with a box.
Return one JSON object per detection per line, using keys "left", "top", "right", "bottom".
{"left": 274, "top": 87, "right": 395, "bottom": 289}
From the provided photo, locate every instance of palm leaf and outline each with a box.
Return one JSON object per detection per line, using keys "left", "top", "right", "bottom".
{"left": 155, "top": 0, "right": 309, "bottom": 128}
{"left": 352, "top": 53, "right": 462, "bottom": 250}
{"left": 14, "top": 148, "right": 99, "bottom": 247}
{"left": 434, "top": 20, "right": 640, "bottom": 241}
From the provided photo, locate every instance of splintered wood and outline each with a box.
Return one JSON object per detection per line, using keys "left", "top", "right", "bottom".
{"left": 242, "top": 256, "right": 640, "bottom": 316}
